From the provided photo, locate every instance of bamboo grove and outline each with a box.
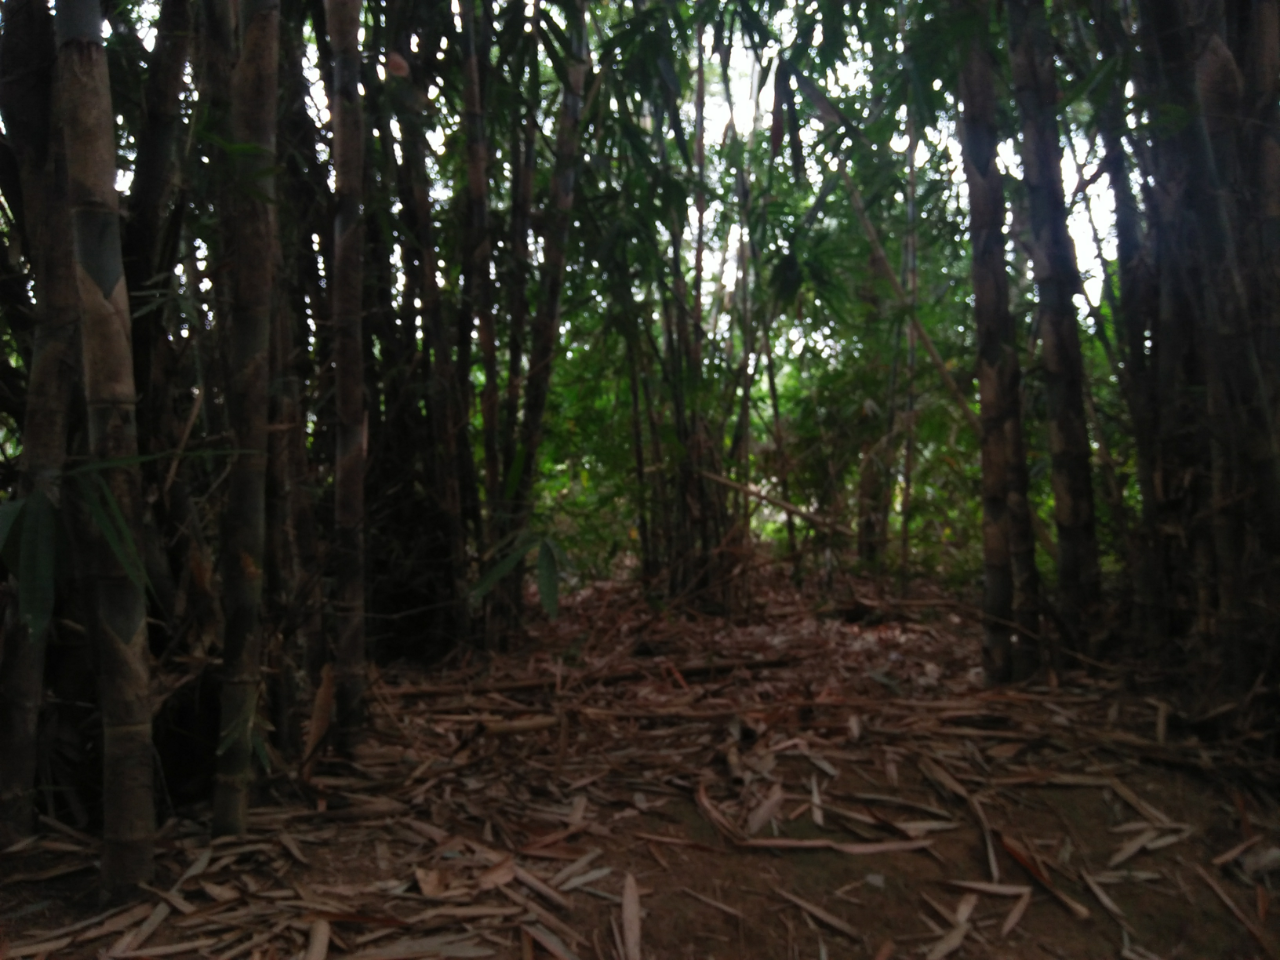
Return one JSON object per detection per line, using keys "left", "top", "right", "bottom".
{"left": 0, "top": 0, "right": 1276, "bottom": 897}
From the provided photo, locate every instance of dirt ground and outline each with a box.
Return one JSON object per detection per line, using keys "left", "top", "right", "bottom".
{"left": 3, "top": 573, "right": 1280, "bottom": 960}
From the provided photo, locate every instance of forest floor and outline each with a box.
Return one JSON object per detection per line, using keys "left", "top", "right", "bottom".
{"left": 4, "top": 571, "right": 1280, "bottom": 960}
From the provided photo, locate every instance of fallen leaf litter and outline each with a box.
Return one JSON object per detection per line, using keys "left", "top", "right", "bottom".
{"left": 2, "top": 576, "right": 1279, "bottom": 959}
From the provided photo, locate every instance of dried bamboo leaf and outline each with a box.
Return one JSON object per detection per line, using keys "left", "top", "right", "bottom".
{"left": 947, "top": 881, "right": 1031, "bottom": 897}
{"left": 522, "top": 923, "right": 583, "bottom": 960}
{"left": 109, "top": 903, "right": 170, "bottom": 956}
{"left": 551, "top": 849, "right": 603, "bottom": 889}
{"left": 199, "top": 879, "right": 241, "bottom": 903}
{"left": 5, "top": 936, "right": 74, "bottom": 958}
{"left": 501, "top": 885, "right": 586, "bottom": 946}
{"left": 305, "top": 920, "right": 331, "bottom": 960}
{"left": 772, "top": 886, "right": 860, "bottom": 941}
{"left": 75, "top": 903, "right": 152, "bottom": 942}
{"left": 622, "top": 873, "right": 642, "bottom": 960}
{"left": 1109, "top": 829, "right": 1160, "bottom": 868}
{"left": 830, "top": 839, "right": 932, "bottom": 855}
{"left": 679, "top": 886, "right": 745, "bottom": 920}
{"left": 919, "top": 757, "right": 969, "bottom": 801}
{"left": 808, "top": 753, "right": 838, "bottom": 777}
{"left": 924, "top": 922, "right": 969, "bottom": 960}
{"left": 853, "top": 794, "right": 949, "bottom": 818}
{"left": 1145, "top": 829, "right": 1191, "bottom": 852}
{"left": 1109, "top": 779, "right": 1172, "bottom": 827}
{"left": 477, "top": 856, "right": 516, "bottom": 890}
{"left": 1081, "top": 871, "right": 1126, "bottom": 919}
{"left": 697, "top": 781, "right": 746, "bottom": 841}
{"left": 301, "top": 664, "right": 336, "bottom": 781}
{"left": 968, "top": 795, "right": 999, "bottom": 884}
{"left": 632, "top": 831, "right": 715, "bottom": 851}
{"left": 1000, "top": 891, "right": 1031, "bottom": 936}
{"left": 747, "top": 782, "right": 786, "bottom": 836}
{"left": 1212, "top": 835, "right": 1264, "bottom": 866}
{"left": 279, "top": 832, "right": 311, "bottom": 865}
{"left": 999, "top": 833, "right": 1089, "bottom": 920}
{"left": 560, "top": 867, "right": 612, "bottom": 892}
{"left": 894, "top": 819, "right": 959, "bottom": 838}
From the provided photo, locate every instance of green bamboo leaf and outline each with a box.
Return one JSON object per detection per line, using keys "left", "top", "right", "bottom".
{"left": 0, "top": 497, "right": 26, "bottom": 572}
{"left": 252, "top": 730, "right": 274, "bottom": 773}
{"left": 470, "top": 531, "right": 539, "bottom": 602}
{"left": 546, "top": 536, "right": 569, "bottom": 571}
{"left": 537, "top": 539, "right": 559, "bottom": 620}
{"left": 503, "top": 446, "right": 527, "bottom": 500}
{"left": 18, "top": 488, "right": 56, "bottom": 645}
{"left": 216, "top": 697, "right": 255, "bottom": 757}
{"left": 70, "top": 473, "right": 148, "bottom": 591}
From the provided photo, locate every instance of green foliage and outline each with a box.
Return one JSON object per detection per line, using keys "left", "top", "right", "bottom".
{"left": 0, "top": 488, "right": 56, "bottom": 644}
{"left": 67, "top": 470, "right": 149, "bottom": 591}
{"left": 471, "top": 532, "right": 570, "bottom": 621}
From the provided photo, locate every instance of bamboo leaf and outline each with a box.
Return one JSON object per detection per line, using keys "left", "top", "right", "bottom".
{"left": 69, "top": 473, "right": 148, "bottom": 592}
{"left": 537, "top": 539, "right": 559, "bottom": 620}
{"left": 252, "top": 730, "right": 274, "bottom": 773}
{"left": 18, "top": 488, "right": 57, "bottom": 645}
{"left": 217, "top": 694, "right": 255, "bottom": 757}
{"left": 471, "top": 532, "right": 539, "bottom": 602}
{"left": 0, "top": 496, "right": 26, "bottom": 572}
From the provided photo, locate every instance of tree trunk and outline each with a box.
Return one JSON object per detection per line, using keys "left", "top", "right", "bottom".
{"left": 329, "top": 0, "right": 365, "bottom": 744}
{"left": 56, "top": 0, "right": 154, "bottom": 892}
{"left": 623, "top": 324, "right": 655, "bottom": 582}
{"left": 957, "top": 0, "right": 1040, "bottom": 681}
{"left": 1007, "top": 0, "right": 1101, "bottom": 654}
{"left": 212, "top": 0, "right": 278, "bottom": 837}
{"left": 459, "top": 0, "right": 498, "bottom": 554}
{"left": 857, "top": 439, "right": 887, "bottom": 565}
{"left": 0, "top": 0, "right": 76, "bottom": 845}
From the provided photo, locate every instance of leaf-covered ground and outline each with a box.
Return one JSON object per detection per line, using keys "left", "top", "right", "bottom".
{"left": 3, "top": 571, "right": 1279, "bottom": 959}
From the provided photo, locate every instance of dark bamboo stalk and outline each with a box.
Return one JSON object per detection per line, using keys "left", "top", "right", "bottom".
{"left": 624, "top": 325, "right": 654, "bottom": 582}
{"left": 212, "top": 0, "right": 278, "bottom": 837}
{"left": 502, "top": 14, "right": 537, "bottom": 499}
{"left": 459, "top": 0, "right": 498, "bottom": 550}
{"left": 899, "top": 110, "right": 917, "bottom": 599}
{"left": 329, "top": 0, "right": 365, "bottom": 743}
{"left": 956, "top": 0, "right": 1040, "bottom": 681}
{"left": 56, "top": 0, "right": 154, "bottom": 891}
{"left": 1007, "top": 0, "right": 1101, "bottom": 653}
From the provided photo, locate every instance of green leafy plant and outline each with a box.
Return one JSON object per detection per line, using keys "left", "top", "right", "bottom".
{"left": 471, "top": 532, "right": 570, "bottom": 620}
{"left": 0, "top": 487, "right": 58, "bottom": 645}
